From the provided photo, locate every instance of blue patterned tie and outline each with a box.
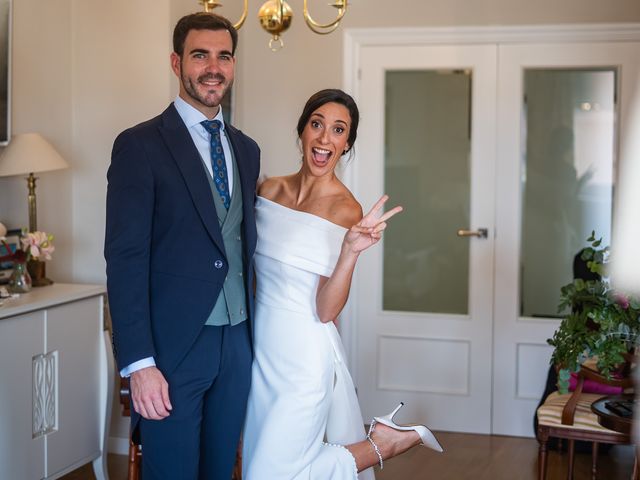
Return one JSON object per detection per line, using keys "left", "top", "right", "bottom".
{"left": 201, "top": 119, "right": 231, "bottom": 209}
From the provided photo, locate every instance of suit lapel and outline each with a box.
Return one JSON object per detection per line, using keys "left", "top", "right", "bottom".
{"left": 158, "top": 104, "right": 226, "bottom": 257}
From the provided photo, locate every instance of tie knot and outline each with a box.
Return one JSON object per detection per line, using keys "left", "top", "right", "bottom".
{"left": 201, "top": 119, "right": 222, "bottom": 134}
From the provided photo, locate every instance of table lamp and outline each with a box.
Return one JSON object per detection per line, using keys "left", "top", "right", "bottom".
{"left": 0, "top": 133, "right": 69, "bottom": 286}
{"left": 0, "top": 133, "right": 69, "bottom": 232}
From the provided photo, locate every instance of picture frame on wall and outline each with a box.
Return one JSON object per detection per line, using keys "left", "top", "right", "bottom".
{"left": 0, "top": 0, "right": 10, "bottom": 146}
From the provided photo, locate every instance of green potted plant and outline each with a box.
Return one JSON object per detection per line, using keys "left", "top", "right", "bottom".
{"left": 547, "top": 232, "right": 640, "bottom": 393}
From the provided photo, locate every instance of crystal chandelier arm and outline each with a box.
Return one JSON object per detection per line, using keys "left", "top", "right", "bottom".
{"left": 303, "top": 0, "right": 347, "bottom": 34}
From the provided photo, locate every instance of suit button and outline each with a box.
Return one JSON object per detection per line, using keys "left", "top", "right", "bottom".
{"left": 214, "top": 260, "right": 224, "bottom": 269}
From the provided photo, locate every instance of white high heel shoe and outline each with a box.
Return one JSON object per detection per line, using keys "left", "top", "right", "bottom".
{"left": 371, "top": 402, "right": 444, "bottom": 453}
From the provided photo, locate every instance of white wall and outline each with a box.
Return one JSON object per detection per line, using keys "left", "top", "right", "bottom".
{"left": 0, "top": 0, "right": 174, "bottom": 284}
{"left": 1, "top": 0, "right": 639, "bottom": 455}
{"left": 70, "top": 0, "right": 173, "bottom": 283}
{"left": 1, "top": 0, "right": 73, "bottom": 280}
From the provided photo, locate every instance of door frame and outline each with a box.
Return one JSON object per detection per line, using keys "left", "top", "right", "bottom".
{"left": 341, "top": 23, "right": 640, "bottom": 434}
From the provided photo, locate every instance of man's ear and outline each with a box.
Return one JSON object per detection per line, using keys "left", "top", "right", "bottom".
{"left": 170, "top": 52, "right": 181, "bottom": 78}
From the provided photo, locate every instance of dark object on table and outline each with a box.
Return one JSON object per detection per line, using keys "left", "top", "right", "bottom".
{"left": 592, "top": 395, "right": 635, "bottom": 436}
{"left": 603, "top": 398, "right": 635, "bottom": 420}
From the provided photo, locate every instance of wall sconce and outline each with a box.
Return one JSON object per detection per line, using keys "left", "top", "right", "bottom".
{"left": 200, "top": 0, "right": 349, "bottom": 51}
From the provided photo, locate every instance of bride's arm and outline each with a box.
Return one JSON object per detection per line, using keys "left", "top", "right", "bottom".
{"left": 315, "top": 248, "right": 359, "bottom": 324}
{"left": 315, "top": 195, "right": 402, "bottom": 323}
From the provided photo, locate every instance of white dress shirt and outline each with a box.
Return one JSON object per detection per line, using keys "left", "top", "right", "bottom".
{"left": 173, "top": 95, "right": 234, "bottom": 194}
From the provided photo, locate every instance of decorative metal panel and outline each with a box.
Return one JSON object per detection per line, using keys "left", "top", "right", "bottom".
{"left": 32, "top": 351, "right": 57, "bottom": 438}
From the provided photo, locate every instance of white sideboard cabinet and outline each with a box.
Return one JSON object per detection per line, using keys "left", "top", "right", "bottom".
{"left": 0, "top": 283, "right": 113, "bottom": 480}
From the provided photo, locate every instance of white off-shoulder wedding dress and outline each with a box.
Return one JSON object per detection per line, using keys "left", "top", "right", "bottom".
{"left": 242, "top": 196, "right": 375, "bottom": 480}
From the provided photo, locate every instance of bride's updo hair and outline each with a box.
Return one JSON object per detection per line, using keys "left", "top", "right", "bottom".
{"left": 296, "top": 89, "right": 360, "bottom": 155}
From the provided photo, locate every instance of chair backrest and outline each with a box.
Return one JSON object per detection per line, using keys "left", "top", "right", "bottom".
{"left": 561, "top": 364, "right": 634, "bottom": 425}
{"left": 120, "top": 377, "right": 131, "bottom": 417}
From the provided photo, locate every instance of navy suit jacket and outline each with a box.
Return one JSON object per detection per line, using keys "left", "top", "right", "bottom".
{"left": 105, "top": 103, "right": 260, "bottom": 377}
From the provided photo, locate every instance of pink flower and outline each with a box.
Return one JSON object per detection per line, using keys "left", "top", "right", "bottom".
{"left": 614, "top": 293, "right": 630, "bottom": 310}
{"left": 20, "top": 231, "right": 55, "bottom": 261}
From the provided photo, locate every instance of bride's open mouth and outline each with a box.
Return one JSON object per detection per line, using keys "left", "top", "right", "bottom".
{"left": 311, "top": 147, "right": 332, "bottom": 167}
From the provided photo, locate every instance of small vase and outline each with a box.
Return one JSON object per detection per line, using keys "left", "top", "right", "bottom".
{"left": 8, "top": 261, "right": 32, "bottom": 293}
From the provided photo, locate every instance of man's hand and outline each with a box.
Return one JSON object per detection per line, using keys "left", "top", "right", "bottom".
{"left": 130, "top": 366, "right": 172, "bottom": 420}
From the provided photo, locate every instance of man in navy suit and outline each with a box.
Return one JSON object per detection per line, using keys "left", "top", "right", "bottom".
{"left": 105, "top": 12, "right": 259, "bottom": 479}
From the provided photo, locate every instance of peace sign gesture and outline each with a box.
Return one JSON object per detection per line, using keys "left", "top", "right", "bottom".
{"left": 344, "top": 195, "right": 403, "bottom": 254}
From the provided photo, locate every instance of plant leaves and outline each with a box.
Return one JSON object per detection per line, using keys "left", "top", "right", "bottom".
{"left": 549, "top": 231, "right": 640, "bottom": 385}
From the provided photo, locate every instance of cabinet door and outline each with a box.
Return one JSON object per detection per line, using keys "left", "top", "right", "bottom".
{"left": 0, "top": 311, "right": 46, "bottom": 480}
{"left": 46, "top": 297, "right": 102, "bottom": 476}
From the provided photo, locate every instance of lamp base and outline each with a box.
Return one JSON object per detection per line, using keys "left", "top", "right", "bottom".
{"left": 27, "top": 259, "right": 54, "bottom": 287}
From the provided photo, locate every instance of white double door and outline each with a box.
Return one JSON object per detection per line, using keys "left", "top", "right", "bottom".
{"left": 342, "top": 28, "right": 640, "bottom": 436}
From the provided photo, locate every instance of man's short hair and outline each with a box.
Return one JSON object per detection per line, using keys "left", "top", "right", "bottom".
{"left": 173, "top": 12, "right": 238, "bottom": 56}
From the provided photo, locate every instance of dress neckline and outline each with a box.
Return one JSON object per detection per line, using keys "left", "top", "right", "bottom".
{"left": 256, "top": 195, "right": 348, "bottom": 231}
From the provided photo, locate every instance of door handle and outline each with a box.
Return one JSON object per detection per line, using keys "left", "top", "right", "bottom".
{"left": 457, "top": 228, "right": 488, "bottom": 239}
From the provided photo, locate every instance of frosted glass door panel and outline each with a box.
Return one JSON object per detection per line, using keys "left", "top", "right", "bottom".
{"left": 383, "top": 70, "right": 471, "bottom": 314}
{"left": 520, "top": 69, "right": 615, "bottom": 318}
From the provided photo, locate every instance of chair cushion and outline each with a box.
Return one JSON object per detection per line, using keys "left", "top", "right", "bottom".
{"left": 537, "top": 391, "right": 624, "bottom": 433}
{"left": 569, "top": 373, "right": 623, "bottom": 395}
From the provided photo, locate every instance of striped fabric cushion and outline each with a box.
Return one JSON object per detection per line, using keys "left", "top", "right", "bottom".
{"left": 537, "top": 391, "right": 624, "bottom": 433}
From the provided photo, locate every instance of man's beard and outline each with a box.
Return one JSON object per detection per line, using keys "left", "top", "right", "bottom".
{"left": 182, "top": 72, "right": 230, "bottom": 108}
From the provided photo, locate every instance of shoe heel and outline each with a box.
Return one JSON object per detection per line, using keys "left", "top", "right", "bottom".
{"left": 374, "top": 402, "right": 404, "bottom": 423}
{"left": 372, "top": 402, "right": 444, "bottom": 453}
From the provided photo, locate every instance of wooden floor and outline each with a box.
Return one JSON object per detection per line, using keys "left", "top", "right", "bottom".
{"left": 62, "top": 432, "right": 636, "bottom": 480}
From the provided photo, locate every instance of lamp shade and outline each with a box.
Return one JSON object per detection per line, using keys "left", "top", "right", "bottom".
{"left": 0, "top": 133, "right": 69, "bottom": 177}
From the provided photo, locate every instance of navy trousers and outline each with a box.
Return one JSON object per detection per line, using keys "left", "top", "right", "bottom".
{"left": 139, "top": 321, "right": 252, "bottom": 479}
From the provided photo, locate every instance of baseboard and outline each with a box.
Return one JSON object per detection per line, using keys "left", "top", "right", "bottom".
{"left": 108, "top": 435, "right": 129, "bottom": 455}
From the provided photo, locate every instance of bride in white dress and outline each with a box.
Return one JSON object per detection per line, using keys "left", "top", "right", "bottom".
{"left": 242, "top": 89, "right": 442, "bottom": 480}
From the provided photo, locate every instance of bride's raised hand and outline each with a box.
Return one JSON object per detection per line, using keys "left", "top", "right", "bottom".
{"left": 344, "top": 195, "right": 403, "bottom": 254}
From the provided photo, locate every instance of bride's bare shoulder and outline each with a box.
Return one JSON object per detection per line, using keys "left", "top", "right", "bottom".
{"left": 328, "top": 190, "right": 363, "bottom": 229}
{"left": 257, "top": 176, "right": 287, "bottom": 200}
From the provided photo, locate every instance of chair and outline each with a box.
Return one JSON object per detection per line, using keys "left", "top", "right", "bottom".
{"left": 536, "top": 363, "right": 635, "bottom": 480}
{"left": 118, "top": 377, "right": 243, "bottom": 480}
{"left": 119, "top": 377, "right": 142, "bottom": 480}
